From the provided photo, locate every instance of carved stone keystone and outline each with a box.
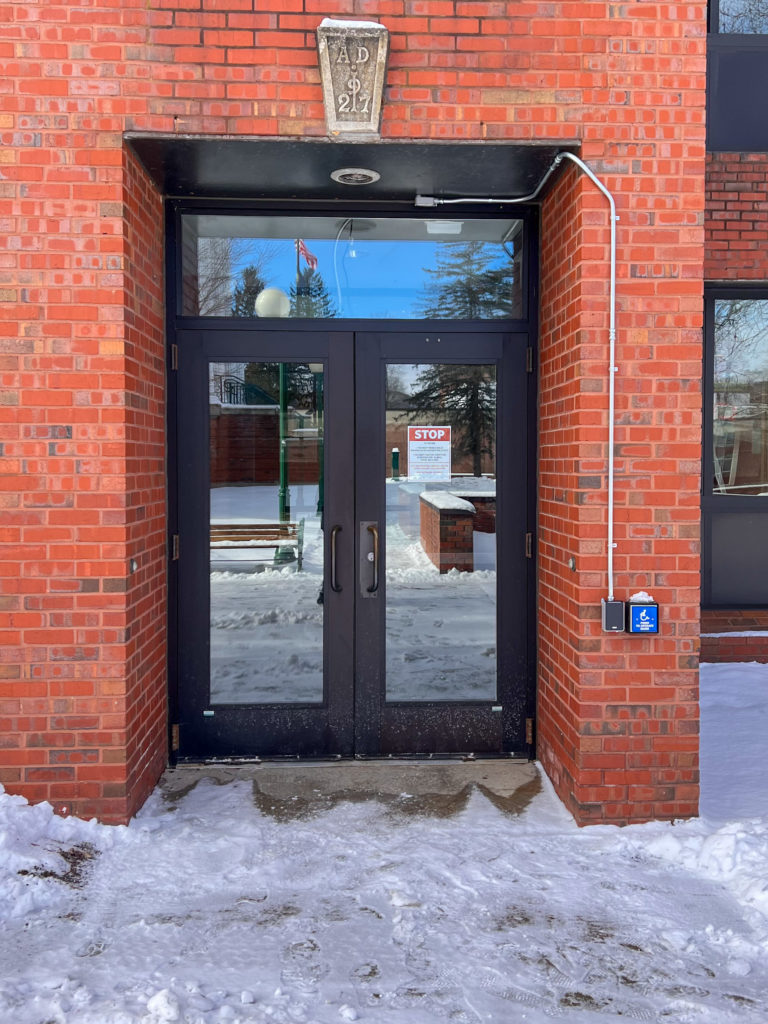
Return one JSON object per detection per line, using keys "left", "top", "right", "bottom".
{"left": 316, "top": 18, "right": 389, "bottom": 139}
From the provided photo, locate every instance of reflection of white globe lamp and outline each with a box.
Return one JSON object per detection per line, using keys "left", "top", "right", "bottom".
{"left": 254, "top": 287, "right": 290, "bottom": 318}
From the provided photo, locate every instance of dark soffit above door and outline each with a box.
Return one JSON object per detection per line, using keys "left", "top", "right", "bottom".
{"left": 125, "top": 134, "right": 577, "bottom": 203}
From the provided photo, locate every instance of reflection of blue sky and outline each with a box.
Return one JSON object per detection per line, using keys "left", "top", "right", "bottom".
{"left": 237, "top": 238, "right": 511, "bottom": 319}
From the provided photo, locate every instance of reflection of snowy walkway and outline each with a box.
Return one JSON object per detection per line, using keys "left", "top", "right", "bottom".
{"left": 209, "top": 486, "right": 496, "bottom": 705}
{"left": 210, "top": 486, "right": 324, "bottom": 703}
{"left": 211, "top": 571, "right": 324, "bottom": 703}
{"left": 384, "top": 530, "right": 495, "bottom": 701}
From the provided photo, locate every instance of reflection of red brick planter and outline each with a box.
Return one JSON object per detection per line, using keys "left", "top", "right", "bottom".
{"left": 419, "top": 492, "right": 476, "bottom": 573}
{"left": 210, "top": 405, "right": 320, "bottom": 485}
{"left": 453, "top": 492, "right": 496, "bottom": 534}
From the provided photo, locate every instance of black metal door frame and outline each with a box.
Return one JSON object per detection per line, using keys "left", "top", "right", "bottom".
{"left": 174, "top": 329, "right": 356, "bottom": 758}
{"left": 165, "top": 199, "right": 540, "bottom": 762}
{"left": 354, "top": 331, "right": 531, "bottom": 757}
{"left": 702, "top": 285, "right": 768, "bottom": 607}
{"left": 172, "top": 327, "right": 533, "bottom": 759}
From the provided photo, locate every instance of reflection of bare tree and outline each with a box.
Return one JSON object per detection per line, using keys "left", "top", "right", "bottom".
{"left": 714, "top": 299, "right": 768, "bottom": 385}
{"left": 719, "top": 0, "right": 768, "bottom": 33}
{"left": 385, "top": 365, "right": 407, "bottom": 405}
{"left": 196, "top": 239, "right": 279, "bottom": 316}
{"left": 713, "top": 299, "right": 768, "bottom": 494}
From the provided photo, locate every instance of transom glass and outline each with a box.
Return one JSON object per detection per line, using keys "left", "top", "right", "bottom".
{"left": 181, "top": 214, "right": 524, "bottom": 320}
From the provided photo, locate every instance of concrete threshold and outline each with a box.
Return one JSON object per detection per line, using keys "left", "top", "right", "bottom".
{"left": 159, "top": 759, "right": 541, "bottom": 822}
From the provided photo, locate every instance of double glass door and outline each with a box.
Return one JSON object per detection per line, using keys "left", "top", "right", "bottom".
{"left": 174, "top": 329, "right": 531, "bottom": 759}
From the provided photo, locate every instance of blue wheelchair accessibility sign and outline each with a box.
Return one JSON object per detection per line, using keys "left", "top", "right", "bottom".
{"left": 628, "top": 602, "right": 659, "bottom": 634}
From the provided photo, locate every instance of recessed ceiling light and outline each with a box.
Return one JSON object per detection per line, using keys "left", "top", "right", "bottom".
{"left": 330, "top": 167, "right": 381, "bottom": 186}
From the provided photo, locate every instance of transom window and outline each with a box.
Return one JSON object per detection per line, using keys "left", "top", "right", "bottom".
{"left": 180, "top": 214, "right": 524, "bottom": 321}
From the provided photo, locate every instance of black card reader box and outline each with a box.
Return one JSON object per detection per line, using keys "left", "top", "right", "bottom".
{"left": 601, "top": 598, "right": 626, "bottom": 632}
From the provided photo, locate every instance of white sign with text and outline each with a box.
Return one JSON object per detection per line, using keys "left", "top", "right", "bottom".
{"left": 407, "top": 425, "right": 452, "bottom": 481}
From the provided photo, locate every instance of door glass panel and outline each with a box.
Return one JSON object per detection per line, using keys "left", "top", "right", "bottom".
{"left": 181, "top": 215, "right": 523, "bottom": 320}
{"left": 712, "top": 299, "right": 768, "bottom": 495}
{"left": 209, "top": 361, "right": 325, "bottom": 704}
{"left": 385, "top": 363, "right": 497, "bottom": 701}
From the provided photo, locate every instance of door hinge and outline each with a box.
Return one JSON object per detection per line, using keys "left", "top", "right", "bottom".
{"left": 171, "top": 534, "right": 180, "bottom": 561}
{"left": 171, "top": 723, "right": 180, "bottom": 752}
{"left": 525, "top": 532, "right": 533, "bottom": 558}
{"left": 171, "top": 343, "right": 179, "bottom": 370}
{"left": 526, "top": 718, "right": 534, "bottom": 745}
{"left": 526, "top": 346, "right": 534, "bottom": 373}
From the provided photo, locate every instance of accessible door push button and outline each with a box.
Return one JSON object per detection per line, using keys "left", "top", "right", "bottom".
{"left": 627, "top": 600, "right": 659, "bottom": 634}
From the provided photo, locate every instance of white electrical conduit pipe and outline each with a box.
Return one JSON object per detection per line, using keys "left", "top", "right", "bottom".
{"left": 415, "top": 150, "right": 619, "bottom": 600}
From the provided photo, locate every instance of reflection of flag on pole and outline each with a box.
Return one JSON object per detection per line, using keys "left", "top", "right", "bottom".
{"left": 297, "top": 239, "right": 318, "bottom": 270}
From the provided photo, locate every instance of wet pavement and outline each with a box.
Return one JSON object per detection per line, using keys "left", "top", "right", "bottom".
{"left": 159, "top": 759, "right": 540, "bottom": 821}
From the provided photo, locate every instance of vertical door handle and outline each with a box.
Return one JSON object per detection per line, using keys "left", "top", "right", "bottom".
{"left": 366, "top": 523, "right": 379, "bottom": 593}
{"left": 330, "top": 524, "right": 342, "bottom": 593}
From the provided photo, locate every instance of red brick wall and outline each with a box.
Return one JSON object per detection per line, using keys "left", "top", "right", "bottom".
{"left": 538, "top": 166, "right": 587, "bottom": 819}
{"left": 0, "top": 0, "right": 707, "bottom": 825}
{"left": 705, "top": 152, "right": 768, "bottom": 279}
{"left": 120, "top": 148, "right": 167, "bottom": 823}
{"left": 538, "top": 96, "right": 705, "bottom": 822}
{"left": 0, "top": 138, "right": 165, "bottom": 821}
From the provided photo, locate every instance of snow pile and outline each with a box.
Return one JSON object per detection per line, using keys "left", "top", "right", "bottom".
{"left": 0, "top": 787, "right": 123, "bottom": 924}
{"left": 625, "top": 662, "right": 768, "bottom": 944}
{"left": 643, "top": 819, "right": 768, "bottom": 938}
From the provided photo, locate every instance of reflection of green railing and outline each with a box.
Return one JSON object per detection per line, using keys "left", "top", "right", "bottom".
{"left": 315, "top": 370, "right": 324, "bottom": 517}
{"left": 221, "top": 377, "right": 277, "bottom": 406}
{"left": 279, "top": 364, "right": 290, "bottom": 522}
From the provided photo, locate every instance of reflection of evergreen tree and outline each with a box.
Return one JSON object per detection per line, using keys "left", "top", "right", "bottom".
{"left": 290, "top": 268, "right": 337, "bottom": 319}
{"left": 409, "top": 364, "right": 495, "bottom": 476}
{"left": 418, "top": 241, "right": 516, "bottom": 320}
{"left": 231, "top": 265, "right": 266, "bottom": 318}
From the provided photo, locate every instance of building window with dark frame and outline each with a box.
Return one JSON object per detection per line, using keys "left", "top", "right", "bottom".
{"left": 703, "top": 290, "right": 768, "bottom": 607}
{"left": 707, "top": 1, "right": 768, "bottom": 148}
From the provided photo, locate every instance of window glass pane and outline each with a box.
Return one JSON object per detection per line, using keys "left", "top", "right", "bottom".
{"left": 209, "top": 361, "right": 325, "bottom": 703}
{"left": 712, "top": 299, "right": 768, "bottom": 495}
{"left": 181, "top": 215, "right": 523, "bottom": 320}
{"left": 719, "top": 0, "right": 768, "bottom": 32}
{"left": 384, "top": 364, "right": 497, "bottom": 701}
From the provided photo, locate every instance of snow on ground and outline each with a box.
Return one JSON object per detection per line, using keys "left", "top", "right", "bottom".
{"left": 2, "top": 663, "right": 768, "bottom": 1023}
